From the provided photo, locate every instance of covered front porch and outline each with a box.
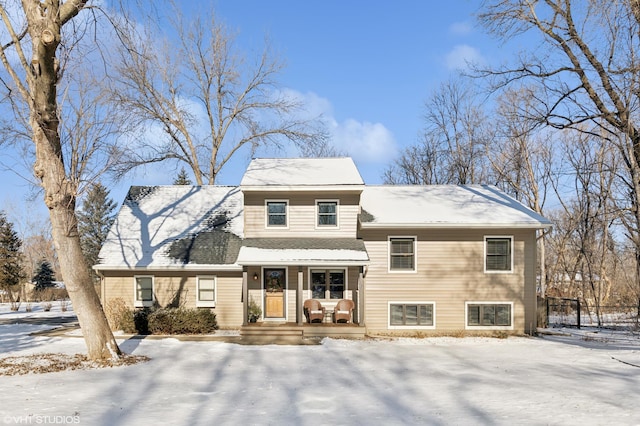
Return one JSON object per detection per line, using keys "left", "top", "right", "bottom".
{"left": 236, "top": 238, "right": 369, "bottom": 333}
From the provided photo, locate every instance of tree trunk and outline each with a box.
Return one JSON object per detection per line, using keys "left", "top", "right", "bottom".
{"left": 24, "top": 0, "right": 121, "bottom": 360}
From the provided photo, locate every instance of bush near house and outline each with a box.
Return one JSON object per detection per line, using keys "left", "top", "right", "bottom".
{"left": 104, "top": 298, "right": 217, "bottom": 335}
{"left": 148, "top": 308, "right": 218, "bottom": 334}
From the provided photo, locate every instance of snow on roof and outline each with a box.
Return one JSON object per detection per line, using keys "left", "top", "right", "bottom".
{"left": 97, "top": 186, "right": 243, "bottom": 269}
{"left": 240, "top": 158, "right": 364, "bottom": 187}
{"left": 360, "top": 185, "right": 552, "bottom": 228}
{"left": 237, "top": 238, "right": 369, "bottom": 266}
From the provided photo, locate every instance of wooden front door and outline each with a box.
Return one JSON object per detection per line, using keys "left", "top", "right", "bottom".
{"left": 264, "top": 268, "right": 286, "bottom": 318}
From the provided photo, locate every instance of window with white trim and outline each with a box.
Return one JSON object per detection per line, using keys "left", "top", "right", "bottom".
{"left": 466, "top": 303, "right": 512, "bottom": 328}
{"left": 389, "top": 237, "right": 416, "bottom": 272}
{"left": 310, "top": 269, "right": 345, "bottom": 299}
{"left": 389, "top": 303, "right": 434, "bottom": 327}
{"left": 266, "top": 200, "right": 288, "bottom": 227}
{"left": 134, "top": 276, "right": 153, "bottom": 307}
{"left": 485, "top": 236, "right": 513, "bottom": 272}
{"left": 196, "top": 276, "right": 216, "bottom": 307}
{"left": 316, "top": 200, "right": 338, "bottom": 227}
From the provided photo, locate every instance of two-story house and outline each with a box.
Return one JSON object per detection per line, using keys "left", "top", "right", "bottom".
{"left": 95, "top": 157, "right": 551, "bottom": 336}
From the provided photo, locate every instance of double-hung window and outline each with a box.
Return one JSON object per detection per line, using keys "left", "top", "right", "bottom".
{"left": 485, "top": 236, "right": 513, "bottom": 272}
{"left": 266, "top": 200, "right": 288, "bottom": 227}
{"left": 134, "top": 276, "right": 154, "bottom": 307}
{"left": 196, "top": 276, "right": 216, "bottom": 307}
{"left": 389, "top": 237, "right": 416, "bottom": 272}
{"left": 317, "top": 200, "right": 338, "bottom": 227}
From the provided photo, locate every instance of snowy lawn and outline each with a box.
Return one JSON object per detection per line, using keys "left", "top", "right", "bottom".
{"left": 1, "top": 304, "right": 639, "bottom": 425}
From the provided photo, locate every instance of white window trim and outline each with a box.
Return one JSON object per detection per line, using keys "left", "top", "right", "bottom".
{"left": 464, "top": 301, "right": 514, "bottom": 331}
{"left": 484, "top": 236, "right": 514, "bottom": 274}
{"left": 265, "top": 199, "right": 289, "bottom": 229}
{"left": 308, "top": 268, "right": 347, "bottom": 300}
{"left": 388, "top": 236, "right": 418, "bottom": 273}
{"left": 134, "top": 275, "right": 154, "bottom": 308}
{"left": 196, "top": 275, "right": 216, "bottom": 308}
{"left": 315, "top": 199, "right": 339, "bottom": 229}
{"left": 388, "top": 301, "right": 436, "bottom": 329}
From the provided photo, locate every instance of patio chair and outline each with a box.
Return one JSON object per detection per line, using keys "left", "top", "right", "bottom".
{"left": 333, "top": 299, "right": 355, "bottom": 323}
{"left": 303, "top": 299, "right": 326, "bottom": 323}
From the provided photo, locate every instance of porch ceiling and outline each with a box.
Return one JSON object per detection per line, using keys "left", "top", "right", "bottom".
{"left": 237, "top": 238, "right": 369, "bottom": 266}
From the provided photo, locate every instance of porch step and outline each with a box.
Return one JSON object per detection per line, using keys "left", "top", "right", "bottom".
{"left": 241, "top": 327, "right": 304, "bottom": 337}
{"left": 240, "top": 324, "right": 304, "bottom": 344}
{"left": 240, "top": 323, "right": 366, "bottom": 341}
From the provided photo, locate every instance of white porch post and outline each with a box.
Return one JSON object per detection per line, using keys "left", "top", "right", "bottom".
{"left": 297, "top": 266, "right": 303, "bottom": 325}
{"left": 358, "top": 266, "right": 365, "bottom": 326}
{"left": 242, "top": 267, "right": 248, "bottom": 326}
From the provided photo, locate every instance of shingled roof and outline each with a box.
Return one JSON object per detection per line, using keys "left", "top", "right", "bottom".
{"left": 96, "top": 186, "right": 243, "bottom": 270}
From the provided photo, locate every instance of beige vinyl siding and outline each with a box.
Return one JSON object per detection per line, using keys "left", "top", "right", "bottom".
{"left": 102, "top": 270, "right": 243, "bottom": 329}
{"left": 243, "top": 191, "right": 361, "bottom": 238}
{"left": 361, "top": 228, "right": 537, "bottom": 335}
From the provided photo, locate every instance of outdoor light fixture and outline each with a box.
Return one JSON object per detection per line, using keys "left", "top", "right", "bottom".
{"left": 253, "top": 273, "right": 259, "bottom": 281}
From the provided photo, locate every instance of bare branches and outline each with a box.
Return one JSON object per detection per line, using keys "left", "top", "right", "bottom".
{"left": 107, "top": 4, "right": 325, "bottom": 185}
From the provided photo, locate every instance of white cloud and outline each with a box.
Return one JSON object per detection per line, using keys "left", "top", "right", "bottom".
{"left": 449, "top": 21, "right": 472, "bottom": 36}
{"left": 281, "top": 89, "right": 398, "bottom": 163}
{"left": 329, "top": 119, "right": 397, "bottom": 163}
{"left": 445, "top": 44, "right": 485, "bottom": 70}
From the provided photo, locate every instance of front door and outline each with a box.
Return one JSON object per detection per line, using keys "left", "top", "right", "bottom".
{"left": 264, "top": 268, "right": 286, "bottom": 318}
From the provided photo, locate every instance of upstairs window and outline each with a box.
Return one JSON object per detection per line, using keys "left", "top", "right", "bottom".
{"left": 317, "top": 201, "right": 338, "bottom": 227}
{"left": 266, "top": 201, "right": 288, "bottom": 227}
{"left": 389, "top": 237, "right": 416, "bottom": 272}
{"left": 485, "top": 237, "right": 513, "bottom": 272}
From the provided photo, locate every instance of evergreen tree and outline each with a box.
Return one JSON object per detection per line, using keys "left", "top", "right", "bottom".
{"left": 33, "top": 259, "right": 55, "bottom": 291}
{"left": 0, "top": 212, "right": 25, "bottom": 294}
{"left": 77, "top": 183, "right": 117, "bottom": 280}
{"left": 174, "top": 167, "right": 192, "bottom": 185}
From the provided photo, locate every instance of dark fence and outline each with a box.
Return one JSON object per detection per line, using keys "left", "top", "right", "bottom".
{"left": 547, "top": 297, "right": 581, "bottom": 328}
{"left": 545, "top": 297, "right": 639, "bottom": 329}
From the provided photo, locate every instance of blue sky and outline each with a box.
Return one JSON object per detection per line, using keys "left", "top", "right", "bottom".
{"left": 1, "top": 1, "right": 525, "bottom": 228}
{"left": 209, "top": 0, "right": 501, "bottom": 184}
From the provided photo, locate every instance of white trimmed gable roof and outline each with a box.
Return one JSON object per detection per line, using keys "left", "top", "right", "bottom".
{"left": 97, "top": 186, "right": 243, "bottom": 270}
{"left": 240, "top": 157, "right": 364, "bottom": 187}
{"left": 360, "top": 185, "right": 551, "bottom": 229}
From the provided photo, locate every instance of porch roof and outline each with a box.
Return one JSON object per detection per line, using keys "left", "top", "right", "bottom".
{"left": 237, "top": 238, "right": 369, "bottom": 266}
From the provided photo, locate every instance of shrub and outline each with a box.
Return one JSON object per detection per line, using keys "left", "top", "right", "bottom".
{"left": 105, "top": 298, "right": 136, "bottom": 333}
{"left": 133, "top": 308, "right": 152, "bottom": 335}
{"left": 42, "top": 302, "right": 52, "bottom": 312}
{"left": 148, "top": 308, "right": 218, "bottom": 334}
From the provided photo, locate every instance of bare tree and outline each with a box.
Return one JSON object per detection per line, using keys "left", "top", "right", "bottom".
{"left": 491, "top": 88, "right": 555, "bottom": 296}
{"left": 384, "top": 78, "right": 493, "bottom": 185}
{"left": 0, "top": 1, "right": 121, "bottom": 359}
{"left": 479, "top": 0, "right": 640, "bottom": 314}
{"left": 108, "top": 4, "right": 326, "bottom": 185}
{"left": 549, "top": 132, "right": 617, "bottom": 324}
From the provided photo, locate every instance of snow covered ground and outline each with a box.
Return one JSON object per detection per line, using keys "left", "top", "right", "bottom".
{"left": 1, "top": 303, "right": 639, "bottom": 425}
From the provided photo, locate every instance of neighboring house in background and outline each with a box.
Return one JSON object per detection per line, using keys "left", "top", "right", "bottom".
{"left": 95, "top": 158, "right": 551, "bottom": 335}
